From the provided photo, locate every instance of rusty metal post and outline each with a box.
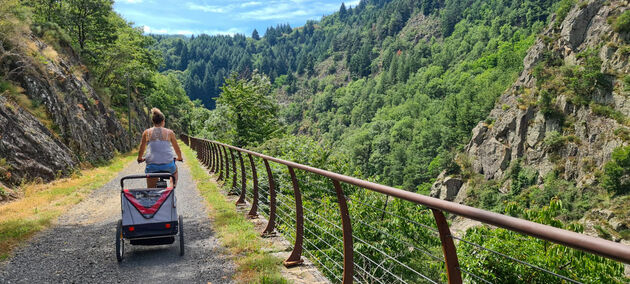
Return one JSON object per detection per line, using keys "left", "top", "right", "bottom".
{"left": 211, "top": 143, "right": 217, "bottom": 172}
{"left": 203, "top": 140, "right": 210, "bottom": 168}
{"left": 262, "top": 159, "right": 277, "bottom": 236}
{"left": 206, "top": 141, "right": 214, "bottom": 170}
{"left": 284, "top": 166, "right": 304, "bottom": 267}
{"left": 217, "top": 144, "right": 224, "bottom": 180}
{"left": 197, "top": 140, "right": 203, "bottom": 165}
{"left": 432, "top": 209, "right": 462, "bottom": 284}
{"left": 223, "top": 145, "right": 230, "bottom": 180}
{"left": 201, "top": 141, "right": 208, "bottom": 167}
{"left": 236, "top": 151, "right": 247, "bottom": 205}
{"left": 215, "top": 143, "right": 220, "bottom": 174}
{"left": 194, "top": 139, "right": 200, "bottom": 160}
{"left": 210, "top": 143, "right": 216, "bottom": 173}
{"left": 332, "top": 180, "right": 353, "bottom": 284}
{"left": 247, "top": 153, "right": 259, "bottom": 218}
{"left": 230, "top": 149, "right": 238, "bottom": 194}
{"left": 199, "top": 140, "right": 204, "bottom": 165}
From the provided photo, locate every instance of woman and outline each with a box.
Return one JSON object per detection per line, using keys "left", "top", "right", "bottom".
{"left": 137, "top": 108, "right": 183, "bottom": 188}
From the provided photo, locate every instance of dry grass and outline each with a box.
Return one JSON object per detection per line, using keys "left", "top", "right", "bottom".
{"left": 41, "top": 46, "right": 58, "bottom": 63}
{"left": 0, "top": 152, "right": 136, "bottom": 261}
{"left": 181, "top": 143, "right": 288, "bottom": 283}
{"left": 4, "top": 86, "right": 56, "bottom": 135}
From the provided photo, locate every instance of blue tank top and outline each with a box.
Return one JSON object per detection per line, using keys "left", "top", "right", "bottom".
{"left": 145, "top": 127, "right": 175, "bottom": 164}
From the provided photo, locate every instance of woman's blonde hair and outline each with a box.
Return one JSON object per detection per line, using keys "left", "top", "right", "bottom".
{"left": 151, "top": 108, "right": 165, "bottom": 125}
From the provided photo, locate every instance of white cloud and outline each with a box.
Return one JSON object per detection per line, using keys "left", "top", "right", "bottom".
{"left": 141, "top": 25, "right": 243, "bottom": 36}
{"left": 240, "top": 1, "right": 262, "bottom": 7}
{"left": 120, "top": 10, "right": 200, "bottom": 24}
{"left": 143, "top": 25, "right": 168, "bottom": 34}
{"left": 345, "top": 0, "right": 360, "bottom": 7}
{"left": 175, "top": 30, "right": 195, "bottom": 35}
{"left": 187, "top": 2, "right": 227, "bottom": 13}
{"left": 203, "top": 27, "right": 244, "bottom": 36}
{"left": 239, "top": 3, "right": 310, "bottom": 20}
{"left": 117, "top": 0, "right": 143, "bottom": 3}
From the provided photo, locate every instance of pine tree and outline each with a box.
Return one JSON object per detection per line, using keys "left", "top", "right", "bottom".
{"left": 252, "top": 29, "right": 260, "bottom": 40}
{"left": 339, "top": 3, "right": 347, "bottom": 20}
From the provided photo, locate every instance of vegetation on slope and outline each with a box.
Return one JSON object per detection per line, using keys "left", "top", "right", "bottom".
{"left": 13, "top": 0, "right": 196, "bottom": 133}
{"left": 173, "top": 0, "right": 560, "bottom": 190}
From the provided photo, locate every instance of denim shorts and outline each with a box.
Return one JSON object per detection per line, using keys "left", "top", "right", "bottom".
{"left": 145, "top": 161, "right": 177, "bottom": 174}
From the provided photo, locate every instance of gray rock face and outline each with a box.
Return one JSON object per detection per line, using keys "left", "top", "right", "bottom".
{"left": 430, "top": 172, "right": 463, "bottom": 201}
{"left": 0, "top": 96, "right": 75, "bottom": 184}
{"left": 440, "top": 177, "right": 463, "bottom": 201}
{"left": 463, "top": 0, "right": 630, "bottom": 186}
{"left": 0, "top": 34, "right": 147, "bottom": 186}
{"left": 560, "top": 0, "right": 605, "bottom": 50}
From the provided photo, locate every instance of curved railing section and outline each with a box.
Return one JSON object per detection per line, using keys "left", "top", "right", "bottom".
{"left": 180, "top": 134, "right": 630, "bottom": 284}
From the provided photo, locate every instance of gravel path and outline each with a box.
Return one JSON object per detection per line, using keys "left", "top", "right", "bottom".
{"left": 0, "top": 161, "right": 234, "bottom": 283}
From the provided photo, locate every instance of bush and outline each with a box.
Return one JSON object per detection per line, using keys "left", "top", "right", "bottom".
{"left": 507, "top": 162, "right": 537, "bottom": 195}
{"left": 591, "top": 103, "right": 627, "bottom": 124}
{"left": 555, "top": 0, "right": 576, "bottom": 26}
{"left": 602, "top": 145, "right": 630, "bottom": 195}
{"left": 613, "top": 10, "right": 630, "bottom": 33}
{"left": 543, "top": 131, "right": 566, "bottom": 151}
{"left": 563, "top": 49, "right": 610, "bottom": 102}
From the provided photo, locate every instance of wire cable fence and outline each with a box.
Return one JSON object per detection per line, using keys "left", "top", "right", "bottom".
{"left": 183, "top": 135, "right": 630, "bottom": 284}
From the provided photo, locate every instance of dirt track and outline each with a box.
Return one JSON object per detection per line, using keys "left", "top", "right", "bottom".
{"left": 0, "top": 161, "right": 234, "bottom": 283}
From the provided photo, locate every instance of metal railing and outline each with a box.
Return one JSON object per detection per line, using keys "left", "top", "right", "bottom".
{"left": 181, "top": 134, "right": 630, "bottom": 283}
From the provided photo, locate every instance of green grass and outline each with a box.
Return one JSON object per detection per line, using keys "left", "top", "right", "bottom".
{"left": 0, "top": 151, "right": 136, "bottom": 261}
{"left": 181, "top": 143, "right": 287, "bottom": 283}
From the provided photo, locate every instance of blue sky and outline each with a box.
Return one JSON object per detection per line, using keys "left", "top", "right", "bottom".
{"left": 113, "top": 0, "right": 359, "bottom": 36}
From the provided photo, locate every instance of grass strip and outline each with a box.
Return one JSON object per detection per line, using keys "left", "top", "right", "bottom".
{"left": 0, "top": 152, "right": 136, "bottom": 261}
{"left": 181, "top": 142, "right": 288, "bottom": 284}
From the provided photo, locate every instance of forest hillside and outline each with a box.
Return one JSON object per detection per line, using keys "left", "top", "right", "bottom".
{"left": 161, "top": 0, "right": 630, "bottom": 245}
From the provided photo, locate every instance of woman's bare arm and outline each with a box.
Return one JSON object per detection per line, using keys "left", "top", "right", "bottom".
{"left": 137, "top": 130, "right": 148, "bottom": 162}
{"left": 170, "top": 131, "right": 183, "bottom": 161}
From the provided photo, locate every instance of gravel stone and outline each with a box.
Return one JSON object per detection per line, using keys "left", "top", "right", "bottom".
{"left": 0, "top": 161, "right": 234, "bottom": 283}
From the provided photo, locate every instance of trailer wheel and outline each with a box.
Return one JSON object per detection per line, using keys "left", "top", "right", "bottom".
{"left": 179, "top": 215, "right": 184, "bottom": 256}
{"left": 116, "top": 219, "right": 124, "bottom": 262}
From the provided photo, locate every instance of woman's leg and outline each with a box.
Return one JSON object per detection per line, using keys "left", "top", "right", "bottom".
{"left": 172, "top": 167, "right": 178, "bottom": 187}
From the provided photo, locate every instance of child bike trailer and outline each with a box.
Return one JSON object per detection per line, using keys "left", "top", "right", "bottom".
{"left": 116, "top": 173, "right": 183, "bottom": 262}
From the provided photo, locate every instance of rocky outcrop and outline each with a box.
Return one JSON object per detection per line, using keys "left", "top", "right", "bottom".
{"left": 432, "top": 0, "right": 630, "bottom": 205}
{"left": 0, "top": 95, "right": 76, "bottom": 183}
{"left": 463, "top": 0, "right": 629, "bottom": 188}
{"left": 430, "top": 172, "right": 464, "bottom": 201}
{"left": 0, "top": 34, "right": 147, "bottom": 186}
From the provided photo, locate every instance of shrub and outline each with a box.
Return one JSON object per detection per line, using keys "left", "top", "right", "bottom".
{"left": 543, "top": 131, "right": 566, "bottom": 151}
{"left": 602, "top": 145, "right": 630, "bottom": 195}
{"left": 591, "top": 103, "right": 627, "bottom": 124}
{"left": 555, "top": 0, "right": 576, "bottom": 26}
{"left": 507, "top": 161, "right": 537, "bottom": 195}
{"left": 563, "top": 49, "right": 611, "bottom": 102}
{"left": 613, "top": 10, "right": 630, "bottom": 33}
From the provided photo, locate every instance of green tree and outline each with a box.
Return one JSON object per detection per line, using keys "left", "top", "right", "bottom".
{"left": 216, "top": 72, "right": 280, "bottom": 147}
{"left": 65, "top": 0, "right": 115, "bottom": 52}
{"left": 602, "top": 145, "right": 630, "bottom": 195}
{"left": 461, "top": 199, "right": 627, "bottom": 283}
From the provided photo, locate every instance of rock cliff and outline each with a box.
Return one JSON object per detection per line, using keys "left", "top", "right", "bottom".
{"left": 0, "top": 33, "right": 148, "bottom": 187}
{"left": 432, "top": 1, "right": 629, "bottom": 208}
